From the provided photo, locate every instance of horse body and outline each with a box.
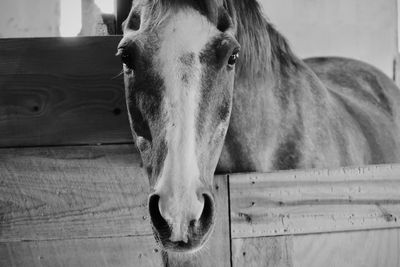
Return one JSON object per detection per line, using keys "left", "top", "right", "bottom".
{"left": 308, "top": 57, "right": 400, "bottom": 163}
{"left": 119, "top": 0, "right": 400, "bottom": 255}
{"left": 217, "top": 2, "right": 400, "bottom": 173}
{"left": 218, "top": 55, "right": 400, "bottom": 173}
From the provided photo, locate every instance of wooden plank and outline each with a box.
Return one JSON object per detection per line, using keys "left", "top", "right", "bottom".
{"left": 232, "top": 228, "right": 400, "bottom": 267}
{"left": 232, "top": 236, "right": 293, "bottom": 267}
{"left": 230, "top": 164, "right": 400, "bottom": 239}
{"left": 0, "top": 145, "right": 231, "bottom": 265}
{"left": 164, "top": 176, "right": 231, "bottom": 267}
{"left": 0, "top": 37, "right": 131, "bottom": 147}
{"left": 116, "top": 0, "right": 132, "bottom": 34}
{"left": 292, "top": 229, "right": 400, "bottom": 267}
{"left": 0, "top": 236, "right": 163, "bottom": 267}
{"left": 0, "top": 145, "right": 151, "bottom": 241}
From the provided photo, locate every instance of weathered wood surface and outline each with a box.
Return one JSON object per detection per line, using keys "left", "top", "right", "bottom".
{"left": 0, "top": 37, "right": 131, "bottom": 148}
{"left": 232, "top": 236, "right": 293, "bottom": 267}
{"left": 0, "top": 145, "right": 151, "bottom": 241}
{"left": 292, "top": 228, "right": 400, "bottom": 267}
{"left": 0, "top": 145, "right": 230, "bottom": 266}
{"left": 232, "top": 228, "right": 400, "bottom": 267}
{"left": 230, "top": 165, "right": 400, "bottom": 239}
{"left": 0, "top": 236, "right": 163, "bottom": 267}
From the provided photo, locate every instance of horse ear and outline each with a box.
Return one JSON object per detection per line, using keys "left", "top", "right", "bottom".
{"left": 124, "top": 2, "right": 142, "bottom": 32}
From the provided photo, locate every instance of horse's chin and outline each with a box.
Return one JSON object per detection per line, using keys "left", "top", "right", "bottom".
{"left": 152, "top": 223, "right": 214, "bottom": 255}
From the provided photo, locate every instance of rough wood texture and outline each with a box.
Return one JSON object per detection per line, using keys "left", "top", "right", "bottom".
{"left": 0, "top": 145, "right": 152, "bottom": 241}
{"left": 292, "top": 228, "right": 400, "bottom": 267}
{"left": 0, "top": 37, "right": 131, "bottom": 148}
{"left": 232, "top": 236, "right": 293, "bottom": 267}
{"left": 232, "top": 228, "right": 400, "bottom": 267}
{"left": 0, "top": 236, "right": 163, "bottom": 267}
{"left": 0, "top": 145, "right": 230, "bottom": 266}
{"left": 230, "top": 165, "right": 400, "bottom": 239}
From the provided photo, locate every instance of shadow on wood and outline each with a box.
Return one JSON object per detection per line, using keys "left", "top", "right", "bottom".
{"left": 0, "top": 37, "right": 131, "bottom": 148}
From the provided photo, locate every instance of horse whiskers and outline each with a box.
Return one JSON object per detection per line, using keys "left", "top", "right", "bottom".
{"left": 111, "top": 69, "right": 125, "bottom": 80}
{"left": 165, "top": 241, "right": 211, "bottom": 263}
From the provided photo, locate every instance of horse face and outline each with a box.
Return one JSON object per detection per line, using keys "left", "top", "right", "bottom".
{"left": 118, "top": 3, "right": 238, "bottom": 253}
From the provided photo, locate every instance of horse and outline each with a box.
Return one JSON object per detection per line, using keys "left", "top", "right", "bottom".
{"left": 117, "top": 0, "right": 400, "bottom": 256}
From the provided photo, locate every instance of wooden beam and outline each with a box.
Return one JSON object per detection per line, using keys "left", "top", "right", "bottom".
{"left": 116, "top": 0, "right": 132, "bottom": 34}
{"left": 230, "top": 164, "right": 400, "bottom": 239}
{"left": 0, "top": 37, "right": 131, "bottom": 148}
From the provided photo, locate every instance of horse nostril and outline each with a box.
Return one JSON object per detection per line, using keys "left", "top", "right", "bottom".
{"left": 148, "top": 194, "right": 171, "bottom": 238}
{"left": 197, "top": 193, "right": 215, "bottom": 233}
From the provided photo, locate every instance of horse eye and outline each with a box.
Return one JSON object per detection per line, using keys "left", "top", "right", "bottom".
{"left": 228, "top": 52, "right": 239, "bottom": 66}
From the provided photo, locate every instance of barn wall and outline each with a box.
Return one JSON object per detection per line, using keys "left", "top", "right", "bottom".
{"left": 259, "top": 0, "right": 398, "bottom": 78}
{"left": 1, "top": 35, "right": 400, "bottom": 266}
{"left": 79, "top": 0, "right": 109, "bottom": 36}
{"left": 0, "top": 0, "right": 110, "bottom": 38}
{"left": 0, "top": 0, "right": 397, "bottom": 74}
{"left": 0, "top": 0, "right": 61, "bottom": 38}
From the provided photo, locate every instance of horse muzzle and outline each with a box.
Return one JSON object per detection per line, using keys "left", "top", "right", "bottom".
{"left": 148, "top": 192, "right": 215, "bottom": 253}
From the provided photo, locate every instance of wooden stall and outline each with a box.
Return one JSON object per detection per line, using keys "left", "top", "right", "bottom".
{"left": 1, "top": 37, "right": 400, "bottom": 266}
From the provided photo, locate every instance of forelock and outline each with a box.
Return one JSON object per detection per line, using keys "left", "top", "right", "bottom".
{"left": 147, "top": 0, "right": 227, "bottom": 26}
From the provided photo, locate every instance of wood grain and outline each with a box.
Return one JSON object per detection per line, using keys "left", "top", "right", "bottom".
{"left": 0, "top": 145, "right": 151, "bottom": 241}
{"left": 232, "top": 236, "right": 293, "bottom": 267}
{"left": 292, "top": 228, "right": 400, "bottom": 267}
{"left": 0, "top": 236, "right": 163, "bottom": 267}
{"left": 0, "top": 145, "right": 231, "bottom": 266}
{"left": 232, "top": 228, "right": 400, "bottom": 267}
{"left": 0, "top": 37, "right": 131, "bottom": 147}
{"left": 230, "top": 164, "right": 400, "bottom": 239}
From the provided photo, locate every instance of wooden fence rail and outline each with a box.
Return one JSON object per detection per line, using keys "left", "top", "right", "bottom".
{"left": 229, "top": 166, "right": 400, "bottom": 267}
{"left": 230, "top": 165, "right": 400, "bottom": 239}
{"left": 1, "top": 37, "right": 400, "bottom": 267}
{"left": 1, "top": 146, "right": 400, "bottom": 266}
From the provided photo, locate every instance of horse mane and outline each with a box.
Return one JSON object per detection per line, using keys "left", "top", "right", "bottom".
{"left": 141, "top": 0, "right": 225, "bottom": 28}
{"left": 232, "top": 0, "right": 300, "bottom": 78}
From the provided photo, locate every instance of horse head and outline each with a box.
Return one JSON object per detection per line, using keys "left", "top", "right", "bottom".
{"left": 117, "top": 0, "right": 239, "bottom": 253}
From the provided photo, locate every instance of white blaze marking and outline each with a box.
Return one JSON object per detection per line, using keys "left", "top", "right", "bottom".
{"left": 154, "top": 10, "right": 219, "bottom": 242}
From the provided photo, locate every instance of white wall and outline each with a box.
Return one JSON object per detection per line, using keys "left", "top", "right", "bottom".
{"left": 0, "top": 0, "right": 60, "bottom": 38}
{"left": 0, "top": 0, "right": 397, "bottom": 77}
{"left": 259, "top": 0, "right": 398, "bottom": 78}
{"left": 0, "top": 0, "right": 107, "bottom": 38}
{"left": 79, "top": 0, "right": 108, "bottom": 36}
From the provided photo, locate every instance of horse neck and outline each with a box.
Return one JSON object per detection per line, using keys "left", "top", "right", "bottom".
{"left": 222, "top": 1, "right": 329, "bottom": 172}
